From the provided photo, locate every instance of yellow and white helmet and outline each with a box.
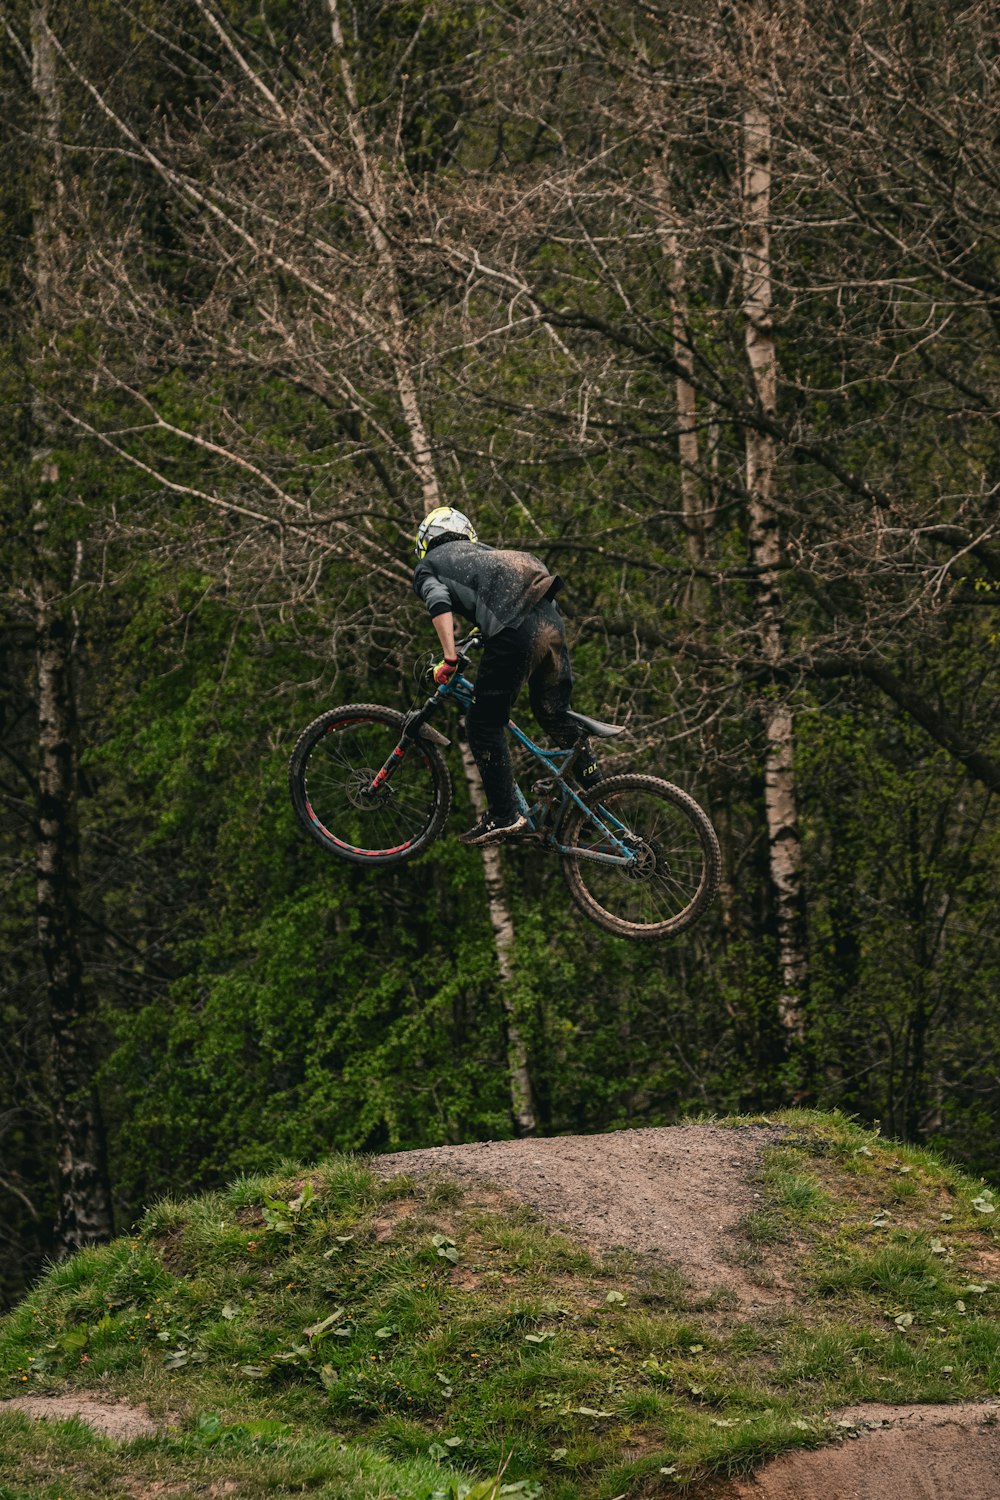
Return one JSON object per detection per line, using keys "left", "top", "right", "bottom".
{"left": 415, "top": 506, "right": 477, "bottom": 559}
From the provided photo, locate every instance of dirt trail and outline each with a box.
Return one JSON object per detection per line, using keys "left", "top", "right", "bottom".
{"left": 3, "top": 1393, "right": 161, "bottom": 1440}
{"left": 374, "top": 1122, "right": 787, "bottom": 1305}
{"left": 375, "top": 1125, "right": 1000, "bottom": 1500}
{"left": 719, "top": 1401, "right": 1000, "bottom": 1500}
{"left": 6, "top": 1126, "right": 997, "bottom": 1500}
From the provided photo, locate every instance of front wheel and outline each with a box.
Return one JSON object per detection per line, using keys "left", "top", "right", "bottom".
{"left": 289, "top": 704, "right": 452, "bottom": 867}
{"left": 561, "top": 774, "right": 721, "bottom": 940}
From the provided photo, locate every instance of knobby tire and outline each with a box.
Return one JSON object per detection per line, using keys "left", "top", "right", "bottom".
{"left": 561, "top": 773, "right": 721, "bottom": 940}
{"left": 288, "top": 704, "right": 452, "bottom": 867}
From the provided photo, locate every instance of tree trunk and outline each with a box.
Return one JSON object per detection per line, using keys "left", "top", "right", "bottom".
{"left": 741, "top": 103, "right": 808, "bottom": 1041}
{"left": 649, "top": 154, "right": 706, "bottom": 600}
{"left": 458, "top": 741, "right": 537, "bottom": 1135}
{"left": 34, "top": 573, "right": 114, "bottom": 1250}
{"left": 322, "top": 1, "right": 536, "bottom": 1125}
{"left": 30, "top": 0, "right": 114, "bottom": 1253}
{"left": 325, "top": 0, "right": 439, "bottom": 509}
{"left": 651, "top": 152, "right": 737, "bottom": 940}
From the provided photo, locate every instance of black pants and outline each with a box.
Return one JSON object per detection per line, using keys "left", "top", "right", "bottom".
{"left": 466, "top": 599, "right": 580, "bottom": 822}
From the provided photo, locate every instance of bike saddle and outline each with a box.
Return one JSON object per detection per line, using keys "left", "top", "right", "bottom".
{"left": 565, "top": 709, "right": 628, "bottom": 739}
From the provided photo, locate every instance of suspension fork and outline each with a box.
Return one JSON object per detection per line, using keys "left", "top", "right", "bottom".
{"left": 366, "top": 695, "right": 452, "bottom": 793}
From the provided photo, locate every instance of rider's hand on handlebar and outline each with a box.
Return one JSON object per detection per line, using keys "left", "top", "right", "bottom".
{"left": 433, "top": 656, "right": 460, "bottom": 686}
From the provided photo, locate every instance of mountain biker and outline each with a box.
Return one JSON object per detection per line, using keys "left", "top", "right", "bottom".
{"left": 413, "top": 506, "right": 601, "bottom": 847}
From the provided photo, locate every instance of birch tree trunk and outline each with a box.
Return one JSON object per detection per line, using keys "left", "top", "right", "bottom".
{"left": 323, "top": 0, "right": 536, "bottom": 1130}
{"left": 459, "top": 742, "right": 537, "bottom": 1135}
{"left": 29, "top": 0, "right": 114, "bottom": 1252}
{"left": 740, "top": 103, "right": 808, "bottom": 1041}
{"left": 324, "top": 0, "right": 439, "bottom": 509}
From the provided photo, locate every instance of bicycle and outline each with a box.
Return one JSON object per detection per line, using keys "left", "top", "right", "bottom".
{"left": 288, "top": 634, "right": 721, "bottom": 941}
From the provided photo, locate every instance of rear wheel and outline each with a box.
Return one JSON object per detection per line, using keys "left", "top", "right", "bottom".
{"left": 289, "top": 704, "right": 452, "bottom": 867}
{"left": 561, "top": 774, "right": 720, "bottom": 940}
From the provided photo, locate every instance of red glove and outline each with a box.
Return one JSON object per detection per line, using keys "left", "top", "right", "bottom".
{"left": 433, "top": 656, "right": 460, "bottom": 686}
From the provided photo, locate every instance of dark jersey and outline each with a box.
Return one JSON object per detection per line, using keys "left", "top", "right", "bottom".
{"left": 413, "top": 540, "right": 561, "bottom": 639}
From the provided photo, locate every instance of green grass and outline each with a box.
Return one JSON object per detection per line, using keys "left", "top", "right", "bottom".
{"left": 1, "top": 1111, "right": 998, "bottom": 1498}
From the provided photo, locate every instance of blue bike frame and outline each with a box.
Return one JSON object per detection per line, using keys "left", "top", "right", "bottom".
{"left": 410, "top": 666, "right": 636, "bottom": 867}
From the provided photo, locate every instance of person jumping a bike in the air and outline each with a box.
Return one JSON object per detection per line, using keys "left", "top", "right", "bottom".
{"left": 413, "top": 506, "right": 602, "bottom": 847}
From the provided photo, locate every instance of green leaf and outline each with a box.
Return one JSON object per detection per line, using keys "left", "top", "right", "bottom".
{"left": 464, "top": 1484, "right": 498, "bottom": 1500}
{"left": 240, "top": 1419, "right": 292, "bottom": 1440}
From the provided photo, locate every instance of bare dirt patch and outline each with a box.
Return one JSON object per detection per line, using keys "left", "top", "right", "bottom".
{"left": 966, "top": 1247, "right": 1000, "bottom": 1277}
{"left": 371, "top": 1123, "right": 787, "bottom": 1306}
{"left": 717, "top": 1401, "right": 1000, "bottom": 1500}
{"left": 2, "top": 1393, "right": 162, "bottom": 1440}
{"left": 370, "top": 1197, "right": 417, "bottom": 1242}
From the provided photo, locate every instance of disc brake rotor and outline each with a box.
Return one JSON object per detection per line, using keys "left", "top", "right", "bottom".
{"left": 623, "top": 836, "right": 659, "bottom": 882}
{"left": 346, "top": 768, "right": 394, "bottom": 810}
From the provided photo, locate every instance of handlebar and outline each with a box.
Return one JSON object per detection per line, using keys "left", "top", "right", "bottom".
{"left": 411, "top": 630, "right": 484, "bottom": 693}
{"left": 455, "top": 630, "right": 484, "bottom": 662}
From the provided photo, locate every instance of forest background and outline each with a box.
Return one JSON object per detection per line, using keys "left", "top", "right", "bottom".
{"left": 1, "top": 0, "right": 998, "bottom": 1312}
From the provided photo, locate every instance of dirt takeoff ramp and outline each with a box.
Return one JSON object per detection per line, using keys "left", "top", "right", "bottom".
{"left": 372, "top": 1122, "right": 787, "bottom": 1305}
{"left": 720, "top": 1402, "right": 1000, "bottom": 1500}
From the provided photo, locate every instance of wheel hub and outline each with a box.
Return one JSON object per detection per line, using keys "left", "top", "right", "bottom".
{"left": 624, "top": 837, "right": 658, "bottom": 881}
{"left": 346, "top": 769, "right": 393, "bottom": 810}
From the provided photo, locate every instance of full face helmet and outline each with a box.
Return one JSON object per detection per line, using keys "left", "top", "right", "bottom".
{"left": 414, "top": 506, "right": 478, "bottom": 559}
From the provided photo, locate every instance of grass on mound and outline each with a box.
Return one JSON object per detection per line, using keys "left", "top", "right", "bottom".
{"left": 0, "top": 1111, "right": 998, "bottom": 1500}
